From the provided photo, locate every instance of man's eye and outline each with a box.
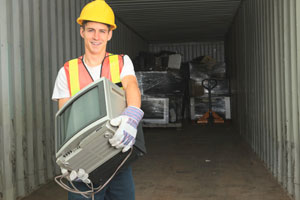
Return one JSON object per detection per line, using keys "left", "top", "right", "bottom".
{"left": 100, "top": 30, "right": 106, "bottom": 33}
{"left": 88, "top": 29, "right": 94, "bottom": 32}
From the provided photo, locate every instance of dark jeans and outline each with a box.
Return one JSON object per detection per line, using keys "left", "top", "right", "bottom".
{"left": 68, "top": 166, "right": 135, "bottom": 200}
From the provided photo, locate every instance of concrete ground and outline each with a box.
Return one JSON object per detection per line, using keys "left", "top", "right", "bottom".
{"left": 22, "top": 123, "right": 291, "bottom": 200}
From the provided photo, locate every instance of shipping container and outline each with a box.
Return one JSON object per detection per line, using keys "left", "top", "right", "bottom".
{"left": 0, "top": 0, "right": 299, "bottom": 200}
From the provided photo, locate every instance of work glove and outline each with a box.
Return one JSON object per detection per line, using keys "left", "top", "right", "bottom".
{"left": 109, "top": 106, "right": 144, "bottom": 152}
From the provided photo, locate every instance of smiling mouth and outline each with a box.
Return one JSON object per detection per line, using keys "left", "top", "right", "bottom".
{"left": 91, "top": 41, "right": 101, "bottom": 46}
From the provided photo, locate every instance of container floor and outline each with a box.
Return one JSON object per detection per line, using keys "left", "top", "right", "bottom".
{"left": 21, "top": 122, "right": 291, "bottom": 200}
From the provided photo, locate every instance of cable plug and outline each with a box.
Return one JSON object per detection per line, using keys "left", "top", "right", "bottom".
{"left": 69, "top": 170, "right": 78, "bottom": 181}
{"left": 61, "top": 168, "right": 69, "bottom": 176}
{"left": 77, "top": 169, "right": 91, "bottom": 184}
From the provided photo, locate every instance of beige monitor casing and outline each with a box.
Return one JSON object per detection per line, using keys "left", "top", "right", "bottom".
{"left": 55, "top": 78, "right": 126, "bottom": 174}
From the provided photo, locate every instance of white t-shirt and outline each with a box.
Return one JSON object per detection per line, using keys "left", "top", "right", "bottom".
{"left": 52, "top": 55, "right": 135, "bottom": 100}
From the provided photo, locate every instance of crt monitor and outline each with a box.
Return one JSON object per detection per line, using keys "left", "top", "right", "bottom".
{"left": 55, "top": 77, "right": 126, "bottom": 174}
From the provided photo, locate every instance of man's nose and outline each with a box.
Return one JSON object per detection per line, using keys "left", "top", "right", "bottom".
{"left": 94, "top": 31, "right": 100, "bottom": 40}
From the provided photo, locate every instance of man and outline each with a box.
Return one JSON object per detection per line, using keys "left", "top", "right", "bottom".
{"left": 52, "top": 0, "right": 144, "bottom": 199}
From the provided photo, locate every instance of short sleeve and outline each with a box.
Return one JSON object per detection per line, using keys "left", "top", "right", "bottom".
{"left": 120, "top": 55, "right": 136, "bottom": 80}
{"left": 52, "top": 67, "right": 71, "bottom": 101}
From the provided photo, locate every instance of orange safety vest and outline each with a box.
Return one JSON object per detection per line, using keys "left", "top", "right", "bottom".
{"left": 64, "top": 53, "right": 124, "bottom": 97}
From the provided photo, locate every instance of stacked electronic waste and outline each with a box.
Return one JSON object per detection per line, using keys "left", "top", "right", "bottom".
{"left": 134, "top": 52, "right": 185, "bottom": 127}
{"left": 134, "top": 52, "right": 231, "bottom": 127}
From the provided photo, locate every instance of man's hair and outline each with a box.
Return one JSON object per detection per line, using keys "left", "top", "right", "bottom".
{"left": 81, "top": 20, "right": 111, "bottom": 30}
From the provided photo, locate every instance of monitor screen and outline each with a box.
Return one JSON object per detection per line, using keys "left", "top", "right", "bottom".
{"left": 57, "top": 85, "right": 106, "bottom": 152}
{"left": 54, "top": 78, "right": 147, "bottom": 175}
{"left": 55, "top": 78, "right": 126, "bottom": 156}
{"left": 141, "top": 97, "right": 169, "bottom": 124}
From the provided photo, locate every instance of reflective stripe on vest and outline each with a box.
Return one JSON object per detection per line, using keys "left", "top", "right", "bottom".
{"left": 109, "top": 55, "right": 121, "bottom": 84}
{"left": 68, "top": 59, "right": 80, "bottom": 96}
{"left": 64, "top": 53, "right": 123, "bottom": 97}
{"left": 101, "top": 53, "right": 123, "bottom": 85}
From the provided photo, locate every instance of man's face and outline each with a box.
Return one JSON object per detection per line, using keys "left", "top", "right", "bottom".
{"left": 80, "top": 21, "right": 112, "bottom": 55}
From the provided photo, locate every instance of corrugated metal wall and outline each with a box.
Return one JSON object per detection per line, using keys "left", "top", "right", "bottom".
{"left": 149, "top": 42, "right": 225, "bottom": 62}
{"left": 0, "top": 0, "right": 147, "bottom": 199}
{"left": 226, "top": 0, "right": 300, "bottom": 199}
{"left": 107, "top": 20, "right": 148, "bottom": 59}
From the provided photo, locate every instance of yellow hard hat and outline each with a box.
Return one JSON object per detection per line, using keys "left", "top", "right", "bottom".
{"left": 77, "top": 0, "right": 117, "bottom": 30}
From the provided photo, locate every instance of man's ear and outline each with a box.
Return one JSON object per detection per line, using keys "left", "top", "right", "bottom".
{"left": 80, "top": 27, "right": 84, "bottom": 38}
{"left": 108, "top": 30, "right": 113, "bottom": 41}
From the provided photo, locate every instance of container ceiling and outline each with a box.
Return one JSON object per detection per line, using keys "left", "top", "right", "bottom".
{"left": 106, "top": 0, "right": 241, "bottom": 43}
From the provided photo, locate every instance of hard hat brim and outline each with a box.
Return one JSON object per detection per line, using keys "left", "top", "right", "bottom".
{"left": 77, "top": 18, "right": 117, "bottom": 30}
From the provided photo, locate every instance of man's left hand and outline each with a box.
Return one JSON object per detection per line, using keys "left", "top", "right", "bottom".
{"left": 109, "top": 106, "right": 144, "bottom": 152}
